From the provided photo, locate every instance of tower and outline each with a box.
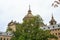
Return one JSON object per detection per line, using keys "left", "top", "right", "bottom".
{"left": 49, "top": 14, "right": 57, "bottom": 25}
{"left": 7, "top": 20, "right": 16, "bottom": 32}
{"left": 23, "top": 5, "right": 34, "bottom": 20}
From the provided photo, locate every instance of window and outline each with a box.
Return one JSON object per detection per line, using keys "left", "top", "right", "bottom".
{"left": 58, "top": 33, "right": 60, "bottom": 35}
{"left": 53, "top": 26, "right": 54, "bottom": 28}
{"left": 0, "top": 33, "right": 2, "bottom": 34}
{"left": 55, "top": 33, "right": 57, "bottom": 35}
{"left": 55, "top": 29, "right": 57, "bottom": 31}
{"left": 58, "top": 25, "right": 60, "bottom": 27}
{"left": 59, "top": 36, "right": 60, "bottom": 38}
{"left": 48, "top": 27, "right": 50, "bottom": 29}
{"left": 0, "top": 38, "right": 2, "bottom": 40}
{"left": 53, "top": 33, "right": 54, "bottom": 35}
{"left": 7, "top": 38, "right": 8, "bottom": 40}
{"left": 4, "top": 38, "right": 5, "bottom": 40}
{"left": 43, "top": 28, "right": 45, "bottom": 29}
{"left": 58, "top": 29, "right": 60, "bottom": 31}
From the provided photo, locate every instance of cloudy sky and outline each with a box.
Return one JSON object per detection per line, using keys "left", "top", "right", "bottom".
{"left": 0, "top": 0, "right": 60, "bottom": 32}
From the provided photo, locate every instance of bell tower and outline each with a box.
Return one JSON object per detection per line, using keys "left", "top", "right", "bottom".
{"left": 49, "top": 14, "right": 57, "bottom": 25}
{"left": 23, "top": 5, "right": 34, "bottom": 20}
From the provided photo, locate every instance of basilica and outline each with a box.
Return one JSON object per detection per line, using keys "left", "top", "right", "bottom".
{"left": 0, "top": 6, "right": 60, "bottom": 40}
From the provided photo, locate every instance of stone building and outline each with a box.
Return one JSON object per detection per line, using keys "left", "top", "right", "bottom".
{"left": 0, "top": 5, "right": 60, "bottom": 40}
{"left": 41, "top": 14, "right": 60, "bottom": 40}
{"left": 7, "top": 6, "right": 60, "bottom": 40}
{"left": 7, "top": 20, "right": 16, "bottom": 32}
{"left": 0, "top": 32, "right": 12, "bottom": 40}
{"left": 7, "top": 5, "right": 34, "bottom": 32}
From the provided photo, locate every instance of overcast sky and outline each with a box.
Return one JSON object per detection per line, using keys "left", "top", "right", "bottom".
{"left": 0, "top": 0, "right": 60, "bottom": 32}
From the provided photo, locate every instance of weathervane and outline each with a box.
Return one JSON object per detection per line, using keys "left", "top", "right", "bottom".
{"left": 29, "top": 4, "right": 31, "bottom": 10}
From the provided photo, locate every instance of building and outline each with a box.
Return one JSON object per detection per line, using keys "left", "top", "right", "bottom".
{"left": 7, "top": 20, "right": 16, "bottom": 32}
{"left": 23, "top": 5, "right": 34, "bottom": 21}
{"left": 41, "top": 14, "right": 60, "bottom": 40}
{"left": 7, "top": 6, "right": 60, "bottom": 40}
{"left": 7, "top": 5, "right": 34, "bottom": 32}
{"left": 0, "top": 5, "right": 60, "bottom": 40}
{"left": 0, "top": 32, "right": 12, "bottom": 40}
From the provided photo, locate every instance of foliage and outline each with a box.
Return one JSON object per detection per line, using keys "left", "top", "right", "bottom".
{"left": 6, "top": 27, "right": 12, "bottom": 32}
{"left": 52, "top": 0, "right": 60, "bottom": 8}
{"left": 11, "top": 15, "right": 58, "bottom": 40}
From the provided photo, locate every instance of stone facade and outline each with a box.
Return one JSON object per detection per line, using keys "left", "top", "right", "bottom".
{"left": 0, "top": 32, "right": 12, "bottom": 40}
{"left": 41, "top": 15, "right": 60, "bottom": 40}
{"left": 7, "top": 20, "right": 16, "bottom": 32}
{"left": 41, "top": 24, "right": 60, "bottom": 40}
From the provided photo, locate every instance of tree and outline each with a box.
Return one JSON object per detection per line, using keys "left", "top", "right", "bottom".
{"left": 52, "top": 0, "right": 60, "bottom": 8}
{"left": 11, "top": 15, "right": 58, "bottom": 40}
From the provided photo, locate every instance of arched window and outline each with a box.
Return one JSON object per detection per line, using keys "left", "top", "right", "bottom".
{"left": 48, "top": 27, "right": 50, "bottom": 29}
{"left": 55, "top": 33, "right": 57, "bottom": 35}
{"left": 58, "top": 25, "right": 59, "bottom": 27}
{"left": 58, "top": 33, "right": 60, "bottom": 35}
{"left": 53, "top": 26, "right": 54, "bottom": 28}
{"left": 43, "top": 28, "right": 45, "bottom": 29}
{"left": 4, "top": 38, "right": 5, "bottom": 40}
{"left": 0, "top": 38, "right": 2, "bottom": 40}
{"left": 7, "top": 38, "right": 8, "bottom": 40}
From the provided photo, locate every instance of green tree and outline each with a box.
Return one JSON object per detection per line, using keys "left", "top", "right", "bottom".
{"left": 11, "top": 15, "right": 58, "bottom": 40}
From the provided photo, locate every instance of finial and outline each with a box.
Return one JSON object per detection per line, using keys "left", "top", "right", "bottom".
{"left": 28, "top": 4, "right": 31, "bottom": 12}
{"left": 52, "top": 13, "right": 53, "bottom": 19}
{"left": 29, "top": 4, "right": 30, "bottom": 10}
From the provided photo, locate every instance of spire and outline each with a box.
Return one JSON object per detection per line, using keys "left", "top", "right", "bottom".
{"left": 23, "top": 5, "right": 34, "bottom": 20}
{"left": 52, "top": 14, "right": 54, "bottom": 19}
{"left": 29, "top": 5, "right": 30, "bottom": 10}
{"left": 28, "top": 5, "right": 31, "bottom": 13}
{"left": 49, "top": 14, "right": 57, "bottom": 25}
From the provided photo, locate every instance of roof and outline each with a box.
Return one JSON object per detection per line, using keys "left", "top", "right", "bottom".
{"left": 0, "top": 32, "right": 12, "bottom": 37}
{"left": 23, "top": 5, "right": 34, "bottom": 20}
{"left": 49, "top": 14, "right": 56, "bottom": 23}
{"left": 40, "top": 23, "right": 60, "bottom": 30}
{"left": 8, "top": 20, "right": 17, "bottom": 26}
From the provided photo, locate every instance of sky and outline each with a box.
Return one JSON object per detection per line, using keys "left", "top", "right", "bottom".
{"left": 0, "top": 0, "right": 60, "bottom": 32}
